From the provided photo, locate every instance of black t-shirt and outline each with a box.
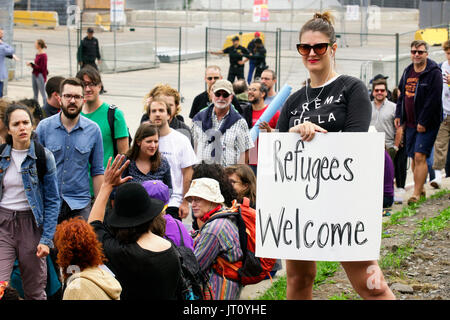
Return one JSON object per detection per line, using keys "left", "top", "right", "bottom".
{"left": 223, "top": 45, "right": 249, "bottom": 67}
{"left": 189, "top": 91, "right": 243, "bottom": 119}
{"left": 277, "top": 75, "right": 371, "bottom": 133}
{"left": 91, "top": 220, "right": 181, "bottom": 300}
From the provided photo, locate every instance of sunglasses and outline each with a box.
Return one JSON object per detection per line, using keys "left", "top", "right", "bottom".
{"left": 374, "top": 89, "right": 386, "bottom": 93}
{"left": 207, "top": 76, "right": 220, "bottom": 81}
{"left": 214, "top": 91, "right": 230, "bottom": 98}
{"left": 411, "top": 50, "right": 427, "bottom": 55}
{"left": 296, "top": 43, "right": 331, "bottom": 56}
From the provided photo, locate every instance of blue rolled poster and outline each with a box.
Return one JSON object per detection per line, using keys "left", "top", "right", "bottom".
{"left": 250, "top": 84, "right": 292, "bottom": 142}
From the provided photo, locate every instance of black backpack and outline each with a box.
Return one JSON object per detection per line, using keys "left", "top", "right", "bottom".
{"left": 107, "top": 104, "right": 132, "bottom": 156}
{"left": 0, "top": 141, "right": 47, "bottom": 183}
{"left": 171, "top": 222, "right": 213, "bottom": 300}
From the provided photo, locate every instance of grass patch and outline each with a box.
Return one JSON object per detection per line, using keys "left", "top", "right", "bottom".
{"left": 415, "top": 206, "right": 450, "bottom": 239}
{"left": 379, "top": 245, "right": 415, "bottom": 270}
{"left": 383, "top": 189, "right": 450, "bottom": 228}
{"left": 328, "top": 292, "right": 351, "bottom": 300}
{"left": 257, "top": 261, "right": 339, "bottom": 300}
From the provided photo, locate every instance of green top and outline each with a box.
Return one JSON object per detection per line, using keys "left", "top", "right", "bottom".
{"left": 81, "top": 102, "right": 129, "bottom": 169}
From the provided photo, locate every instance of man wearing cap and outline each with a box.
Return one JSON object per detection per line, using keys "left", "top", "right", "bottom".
{"left": 77, "top": 28, "right": 106, "bottom": 94}
{"left": 247, "top": 32, "right": 261, "bottom": 83}
{"left": 210, "top": 36, "right": 249, "bottom": 83}
{"left": 191, "top": 79, "right": 254, "bottom": 167}
{"left": 189, "top": 65, "right": 242, "bottom": 119}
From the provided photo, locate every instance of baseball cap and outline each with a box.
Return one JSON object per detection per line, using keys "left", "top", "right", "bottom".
{"left": 87, "top": 27, "right": 94, "bottom": 33}
{"left": 254, "top": 32, "right": 261, "bottom": 37}
{"left": 142, "top": 180, "right": 170, "bottom": 205}
{"left": 212, "top": 79, "right": 234, "bottom": 95}
{"left": 232, "top": 36, "right": 240, "bottom": 42}
{"left": 370, "top": 74, "right": 388, "bottom": 83}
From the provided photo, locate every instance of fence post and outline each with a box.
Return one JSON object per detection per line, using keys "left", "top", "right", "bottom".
{"left": 205, "top": 27, "right": 208, "bottom": 92}
{"left": 178, "top": 26, "right": 182, "bottom": 93}
{"left": 395, "top": 32, "right": 399, "bottom": 86}
{"left": 276, "top": 28, "right": 281, "bottom": 92}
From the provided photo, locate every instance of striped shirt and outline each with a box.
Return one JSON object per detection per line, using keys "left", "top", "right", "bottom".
{"left": 191, "top": 108, "right": 254, "bottom": 167}
{"left": 194, "top": 216, "right": 243, "bottom": 300}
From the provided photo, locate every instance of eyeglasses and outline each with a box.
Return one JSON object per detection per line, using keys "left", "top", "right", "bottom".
{"left": 206, "top": 76, "right": 220, "bottom": 81}
{"left": 82, "top": 81, "right": 98, "bottom": 88}
{"left": 374, "top": 89, "right": 386, "bottom": 93}
{"left": 411, "top": 50, "right": 427, "bottom": 55}
{"left": 296, "top": 43, "right": 331, "bottom": 56}
{"left": 214, "top": 91, "right": 230, "bottom": 98}
{"left": 62, "top": 94, "right": 83, "bottom": 101}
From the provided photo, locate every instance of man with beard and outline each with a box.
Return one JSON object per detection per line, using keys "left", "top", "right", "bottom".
{"left": 395, "top": 40, "right": 443, "bottom": 204}
{"left": 36, "top": 77, "right": 104, "bottom": 222}
{"left": 148, "top": 98, "right": 197, "bottom": 221}
{"left": 191, "top": 79, "right": 253, "bottom": 167}
{"left": 242, "top": 80, "right": 279, "bottom": 175}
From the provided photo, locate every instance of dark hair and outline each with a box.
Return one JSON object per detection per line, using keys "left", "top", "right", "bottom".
{"left": 300, "top": 11, "right": 336, "bottom": 44}
{"left": 372, "top": 78, "right": 388, "bottom": 91}
{"left": 224, "top": 164, "right": 257, "bottom": 206}
{"left": 4, "top": 104, "right": 34, "bottom": 145}
{"left": 411, "top": 40, "right": 428, "bottom": 51}
{"left": 45, "top": 76, "right": 65, "bottom": 97}
{"left": 17, "top": 98, "right": 43, "bottom": 124}
{"left": 76, "top": 65, "right": 102, "bottom": 86}
{"left": 391, "top": 87, "right": 400, "bottom": 103}
{"left": 233, "top": 79, "right": 248, "bottom": 95}
{"left": 60, "top": 77, "right": 84, "bottom": 95}
{"left": 36, "top": 39, "right": 47, "bottom": 49}
{"left": 192, "top": 162, "right": 237, "bottom": 207}
{"left": 251, "top": 80, "right": 268, "bottom": 98}
{"left": 110, "top": 214, "right": 166, "bottom": 244}
{"left": 0, "top": 286, "right": 21, "bottom": 301}
{"left": 126, "top": 123, "right": 161, "bottom": 171}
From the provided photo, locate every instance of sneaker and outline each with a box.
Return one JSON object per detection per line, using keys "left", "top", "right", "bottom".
{"left": 430, "top": 179, "right": 441, "bottom": 189}
{"left": 382, "top": 209, "right": 392, "bottom": 217}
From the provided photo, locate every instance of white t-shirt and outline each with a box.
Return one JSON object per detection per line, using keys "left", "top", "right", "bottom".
{"left": 0, "top": 148, "right": 31, "bottom": 210}
{"left": 441, "top": 60, "right": 450, "bottom": 116}
{"left": 158, "top": 129, "right": 198, "bottom": 208}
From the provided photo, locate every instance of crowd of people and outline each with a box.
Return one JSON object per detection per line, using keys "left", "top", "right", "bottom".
{"left": 0, "top": 10, "right": 448, "bottom": 301}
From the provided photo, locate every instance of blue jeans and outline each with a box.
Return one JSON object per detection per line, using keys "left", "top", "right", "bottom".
{"left": 427, "top": 146, "right": 435, "bottom": 181}
{"left": 247, "top": 60, "right": 256, "bottom": 83}
{"left": 0, "top": 81, "right": 3, "bottom": 97}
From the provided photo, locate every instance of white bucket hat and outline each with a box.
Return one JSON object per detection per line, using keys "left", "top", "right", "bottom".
{"left": 184, "top": 178, "right": 225, "bottom": 204}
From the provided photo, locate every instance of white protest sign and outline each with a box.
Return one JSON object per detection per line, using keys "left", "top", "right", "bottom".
{"left": 255, "top": 132, "right": 384, "bottom": 262}
{"left": 111, "top": 0, "right": 126, "bottom": 25}
{"left": 66, "top": 5, "right": 81, "bottom": 29}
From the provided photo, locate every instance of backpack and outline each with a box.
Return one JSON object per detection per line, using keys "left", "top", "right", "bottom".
{"left": 172, "top": 222, "right": 213, "bottom": 300}
{"left": 0, "top": 141, "right": 47, "bottom": 183}
{"left": 107, "top": 104, "right": 132, "bottom": 156}
{"left": 203, "top": 197, "right": 277, "bottom": 294}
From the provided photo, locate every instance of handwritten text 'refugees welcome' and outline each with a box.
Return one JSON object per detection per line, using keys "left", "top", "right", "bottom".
{"left": 273, "top": 138, "right": 355, "bottom": 200}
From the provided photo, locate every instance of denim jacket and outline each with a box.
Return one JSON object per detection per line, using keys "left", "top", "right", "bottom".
{"left": 0, "top": 142, "right": 60, "bottom": 248}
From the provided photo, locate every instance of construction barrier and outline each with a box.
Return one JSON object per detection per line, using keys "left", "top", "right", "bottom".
{"left": 14, "top": 10, "right": 59, "bottom": 29}
{"left": 414, "top": 28, "right": 448, "bottom": 46}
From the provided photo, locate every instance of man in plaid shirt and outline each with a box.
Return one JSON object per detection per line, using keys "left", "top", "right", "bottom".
{"left": 191, "top": 80, "right": 254, "bottom": 167}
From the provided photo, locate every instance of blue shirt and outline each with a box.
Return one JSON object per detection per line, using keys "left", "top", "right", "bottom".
{"left": 35, "top": 113, "right": 104, "bottom": 210}
{"left": 0, "top": 42, "right": 15, "bottom": 81}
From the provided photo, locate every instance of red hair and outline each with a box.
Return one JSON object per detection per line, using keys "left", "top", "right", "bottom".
{"left": 54, "top": 217, "right": 106, "bottom": 280}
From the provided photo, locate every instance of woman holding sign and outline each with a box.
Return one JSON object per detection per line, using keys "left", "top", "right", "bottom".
{"left": 277, "top": 12, "right": 395, "bottom": 300}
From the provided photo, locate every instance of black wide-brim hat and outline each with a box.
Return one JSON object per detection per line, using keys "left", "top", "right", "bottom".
{"left": 107, "top": 182, "right": 165, "bottom": 228}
